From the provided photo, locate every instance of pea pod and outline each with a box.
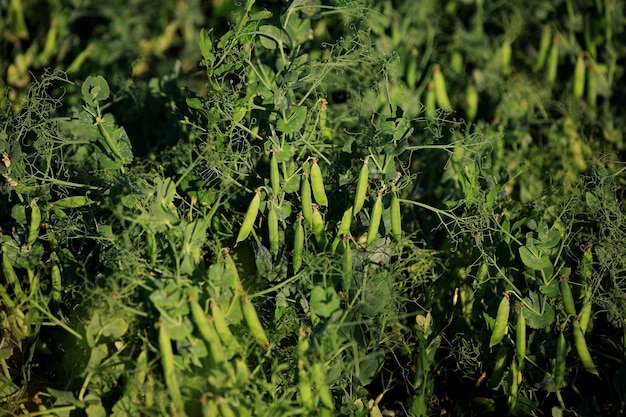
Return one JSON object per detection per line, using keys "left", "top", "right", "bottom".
{"left": 270, "top": 149, "right": 280, "bottom": 197}
{"left": 489, "top": 293, "right": 510, "bottom": 348}
{"left": 189, "top": 296, "right": 224, "bottom": 365}
{"left": 267, "top": 199, "right": 279, "bottom": 259}
{"left": 298, "top": 360, "right": 314, "bottom": 409}
{"left": 365, "top": 191, "right": 383, "bottom": 247}
{"left": 311, "top": 362, "right": 334, "bottom": 410}
{"left": 235, "top": 188, "right": 261, "bottom": 244}
{"left": 353, "top": 157, "right": 369, "bottom": 217}
{"left": 465, "top": 82, "right": 478, "bottom": 123}
{"left": 124, "top": 347, "right": 149, "bottom": 400}
{"left": 432, "top": 64, "right": 452, "bottom": 111}
{"left": 217, "top": 397, "right": 236, "bottom": 417}
{"left": 301, "top": 170, "right": 314, "bottom": 227}
{"left": 390, "top": 186, "right": 401, "bottom": 242}
{"left": 573, "top": 53, "right": 586, "bottom": 100}
{"left": 2, "top": 250, "right": 24, "bottom": 303}
{"left": 559, "top": 274, "right": 576, "bottom": 316}
{"left": 319, "top": 99, "right": 332, "bottom": 141}
{"left": 331, "top": 206, "right": 353, "bottom": 252}
{"left": 546, "top": 35, "right": 559, "bottom": 85}
{"left": 516, "top": 306, "right": 526, "bottom": 368}
{"left": 508, "top": 357, "right": 519, "bottom": 410}
{"left": 158, "top": 320, "right": 185, "bottom": 415}
{"left": 579, "top": 297, "right": 592, "bottom": 334}
{"left": 424, "top": 82, "right": 436, "bottom": 118}
{"left": 241, "top": 293, "right": 269, "bottom": 347}
{"left": 210, "top": 299, "right": 241, "bottom": 353}
{"left": 52, "top": 196, "right": 94, "bottom": 209}
{"left": 310, "top": 158, "right": 329, "bottom": 207}
{"left": 555, "top": 329, "right": 566, "bottom": 389}
{"left": 293, "top": 214, "right": 304, "bottom": 273}
{"left": 487, "top": 344, "right": 508, "bottom": 389}
{"left": 501, "top": 39, "right": 512, "bottom": 75}
{"left": 534, "top": 25, "right": 552, "bottom": 71}
{"left": 312, "top": 205, "right": 327, "bottom": 250}
{"left": 146, "top": 231, "right": 157, "bottom": 264}
{"left": 342, "top": 236, "right": 353, "bottom": 293}
{"left": 50, "top": 261, "right": 62, "bottom": 307}
{"left": 201, "top": 396, "right": 218, "bottom": 417}
{"left": 28, "top": 198, "right": 41, "bottom": 246}
{"left": 586, "top": 62, "right": 597, "bottom": 109}
{"left": 572, "top": 319, "right": 599, "bottom": 376}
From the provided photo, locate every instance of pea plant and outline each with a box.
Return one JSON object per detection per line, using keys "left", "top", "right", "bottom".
{"left": 1, "top": 0, "right": 625, "bottom": 416}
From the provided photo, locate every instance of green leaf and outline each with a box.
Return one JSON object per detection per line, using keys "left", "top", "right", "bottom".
{"left": 522, "top": 292, "right": 555, "bottom": 329}
{"left": 310, "top": 286, "right": 340, "bottom": 318}
{"left": 276, "top": 106, "right": 307, "bottom": 134}
{"left": 519, "top": 246, "right": 552, "bottom": 270}
{"left": 199, "top": 28, "right": 215, "bottom": 64}
{"left": 82, "top": 75, "right": 110, "bottom": 107}
{"left": 258, "top": 25, "right": 291, "bottom": 50}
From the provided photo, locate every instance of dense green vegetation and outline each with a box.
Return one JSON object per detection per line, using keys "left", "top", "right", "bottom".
{"left": 1, "top": 0, "right": 625, "bottom": 416}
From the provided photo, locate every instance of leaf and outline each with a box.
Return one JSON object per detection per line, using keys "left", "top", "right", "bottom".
{"left": 276, "top": 106, "right": 307, "bottom": 134}
{"left": 199, "top": 28, "right": 215, "bottom": 64}
{"left": 519, "top": 246, "right": 552, "bottom": 271}
{"left": 356, "top": 350, "right": 385, "bottom": 385}
{"left": 310, "top": 286, "right": 340, "bottom": 318}
{"left": 522, "top": 292, "right": 555, "bottom": 329}
{"left": 82, "top": 75, "right": 110, "bottom": 107}
{"left": 100, "top": 317, "right": 129, "bottom": 339}
{"left": 359, "top": 270, "right": 393, "bottom": 316}
{"left": 258, "top": 25, "right": 291, "bottom": 50}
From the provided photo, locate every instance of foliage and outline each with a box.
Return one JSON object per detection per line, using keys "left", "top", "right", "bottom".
{"left": 1, "top": 0, "right": 625, "bottom": 416}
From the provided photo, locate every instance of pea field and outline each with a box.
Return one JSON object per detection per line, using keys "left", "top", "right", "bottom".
{"left": 1, "top": 0, "right": 625, "bottom": 416}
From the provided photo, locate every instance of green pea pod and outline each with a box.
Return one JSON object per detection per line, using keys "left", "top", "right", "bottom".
{"left": 28, "top": 198, "right": 41, "bottom": 246}
{"left": 210, "top": 299, "right": 241, "bottom": 353}
{"left": 312, "top": 205, "right": 327, "bottom": 250}
{"left": 2, "top": 250, "right": 24, "bottom": 303}
{"left": 488, "top": 344, "right": 508, "bottom": 389}
{"left": 267, "top": 200, "right": 279, "bottom": 259}
{"left": 546, "top": 35, "right": 559, "bottom": 85}
{"left": 235, "top": 189, "right": 261, "bottom": 244}
{"left": 489, "top": 293, "right": 510, "bottom": 348}
{"left": 311, "top": 362, "right": 334, "bottom": 410}
{"left": 508, "top": 357, "right": 519, "bottom": 410}
{"left": 52, "top": 196, "right": 94, "bottom": 209}
{"left": 310, "top": 158, "right": 329, "bottom": 207}
{"left": 559, "top": 275, "right": 576, "bottom": 316}
{"left": 572, "top": 319, "right": 599, "bottom": 376}
{"left": 465, "top": 82, "right": 478, "bottom": 123}
{"left": 342, "top": 236, "right": 353, "bottom": 293}
{"left": 189, "top": 296, "right": 224, "bottom": 365}
{"left": 390, "top": 186, "right": 401, "bottom": 242}
{"left": 158, "top": 320, "right": 185, "bottom": 415}
{"left": 586, "top": 62, "right": 597, "bottom": 109}
{"left": 301, "top": 170, "right": 314, "bottom": 227}
{"left": 353, "top": 156, "right": 369, "bottom": 217}
{"left": 516, "top": 306, "right": 526, "bottom": 368}
{"left": 555, "top": 329, "right": 566, "bottom": 389}
{"left": 425, "top": 82, "right": 436, "bottom": 118}
{"left": 50, "top": 262, "right": 62, "bottom": 307}
{"left": 241, "top": 293, "right": 269, "bottom": 347}
{"left": 270, "top": 149, "right": 280, "bottom": 197}
{"left": 579, "top": 299, "right": 592, "bottom": 334}
{"left": 298, "top": 360, "right": 314, "bottom": 409}
{"left": 331, "top": 206, "right": 353, "bottom": 252}
{"left": 432, "top": 64, "right": 452, "bottom": 111}
{"left": 365, "top": 191, "right": 383, "bottom": 247}
{"left": 534, "top": 25, "right": 552, "bottom": 71}
{"left": 573, "top": 53, "right": 586, "bottom": 100}
{"left": 293, "top": 214, "right": 304, "bottom": 273}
